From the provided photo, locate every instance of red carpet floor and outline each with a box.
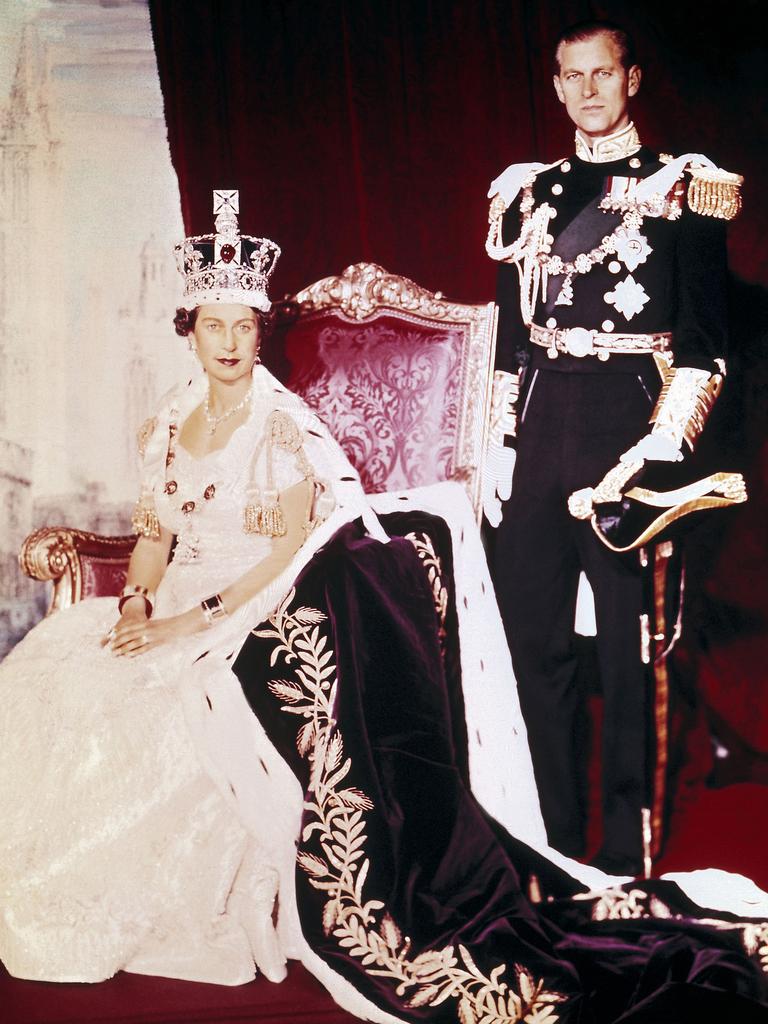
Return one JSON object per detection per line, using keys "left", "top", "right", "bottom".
{"left": 1, "top": 961, "right": 358, "bottom": 1024}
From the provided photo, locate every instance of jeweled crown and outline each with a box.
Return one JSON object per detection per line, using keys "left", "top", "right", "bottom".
{"left": 174, "top": 190, "right": 281, "bottom": 312}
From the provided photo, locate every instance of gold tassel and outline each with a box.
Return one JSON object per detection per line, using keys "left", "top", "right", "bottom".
{"left": 242, "top": 412, "right": 308, "bottom": 537}
{"left": 259, "top": 496, "right": 287, "bottom": 537}
{"left": 243, "top": 501, "right": 260, "bottom": 535}
{"left": 243, "top": 490, "right": 287, "bottom": 537}
{"left": 131, "top": 499, "right": 160, "bottom": 539}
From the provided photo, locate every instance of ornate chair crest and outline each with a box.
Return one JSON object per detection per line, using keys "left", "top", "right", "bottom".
{"left": 277, "top": 263, "right": 497, "bottom": 518}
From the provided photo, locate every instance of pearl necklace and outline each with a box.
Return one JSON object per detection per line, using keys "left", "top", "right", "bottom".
{"left": 203, "top": 385, "right": 252, "bottom": 435}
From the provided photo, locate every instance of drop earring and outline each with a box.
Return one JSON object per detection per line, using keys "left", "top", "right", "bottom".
{"left": 187, "top": 337, "right": 206, "bottom": 373}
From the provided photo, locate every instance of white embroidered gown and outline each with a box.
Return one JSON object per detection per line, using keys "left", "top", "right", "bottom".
{"left": 0, "top": 381, "right": 310, "bottom": 986}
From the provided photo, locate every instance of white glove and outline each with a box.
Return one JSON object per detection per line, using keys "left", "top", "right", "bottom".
{"left": 482, "top": 370, "right": 519, "bottom": 527}
{"left": 620, "top": 432, "right": 682, "bottom": 464}
{"left": 567, "top": 487, "right": 595, "bottom": 520}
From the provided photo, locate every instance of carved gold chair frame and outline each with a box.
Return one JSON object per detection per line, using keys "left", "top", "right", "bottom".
{"left": 20, "top": 527, "right": 136, "bottom": 615}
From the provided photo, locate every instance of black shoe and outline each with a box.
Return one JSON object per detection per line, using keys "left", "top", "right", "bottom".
{"left": 590, "top": 848, "right": 643, "bottom": 877}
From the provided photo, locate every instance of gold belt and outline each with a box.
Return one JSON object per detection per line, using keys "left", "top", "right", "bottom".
{"left": 530, "top": 323, "right": 672, "bottom": 361}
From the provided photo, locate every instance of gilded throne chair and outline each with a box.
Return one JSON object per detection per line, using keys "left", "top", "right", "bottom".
{"left": 20, "top": 263, "right": 497, "bottom": 614}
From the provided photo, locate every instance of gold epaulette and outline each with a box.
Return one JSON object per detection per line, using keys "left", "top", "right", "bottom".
{"left": 659, "top": 155, "right": 743, "bottom": 220}
{"left": 687, "top": 164, "right": 743, "bottom": 221}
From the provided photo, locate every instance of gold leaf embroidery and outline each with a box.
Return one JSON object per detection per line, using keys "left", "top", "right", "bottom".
{"left": 260, "top": 589, "right": 567, "bottom": 1021}
{"left": 380, "top": 912, "right": 403, "bottom": 951}
{"left": 406, "top": 531, "right": 448, "bottom": 646}
{"left": 648, "top": 895, "right": 673, "bottom": 919}
{"left": 744, "top": 925, "right": 768, "bottom": 972}
{"left": 577, "top": 887, "right": 768, "bottom": 976}
{"left": 267, "top": 679, "right": 306, "bottom": 704}
{"left": 297, "top": 851, "right": 329, "bottom": 877}
{"left": 458, "top": 996, "right": 476, "bottom": 1024}
{"left": 698, "top": 920, "right": 768, "bottom": 974}
{"left": 574, "top": 885, "right": 671, "bottom": 921}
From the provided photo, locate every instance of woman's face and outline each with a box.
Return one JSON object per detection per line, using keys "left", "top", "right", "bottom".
{"left": 191, "top": 304, "right": 261, "bottom": 385}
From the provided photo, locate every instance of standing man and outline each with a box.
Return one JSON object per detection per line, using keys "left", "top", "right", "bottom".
{"left": 484, "top": 20, "right": 741, "bottom": 874}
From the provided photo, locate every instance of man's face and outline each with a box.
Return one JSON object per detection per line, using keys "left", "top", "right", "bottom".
{"left": 553, "top": 33, "right": 640, "bottom": 142}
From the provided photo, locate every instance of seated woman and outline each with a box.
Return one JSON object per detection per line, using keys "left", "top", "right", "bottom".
{"left": 1, "top": 192, "right": 767, "bottom": 1023}
{"left": 0, "top": 192, "right": 390, "bottom": 1005}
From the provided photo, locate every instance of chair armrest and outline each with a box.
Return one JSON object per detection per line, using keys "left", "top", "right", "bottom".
{"left": 19, "top": 527, "right": 136, "bottom": 615}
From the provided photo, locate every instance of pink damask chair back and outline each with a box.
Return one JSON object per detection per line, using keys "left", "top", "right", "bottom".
{"left": 279, "top": 263, "right": 497, "bottom": 516}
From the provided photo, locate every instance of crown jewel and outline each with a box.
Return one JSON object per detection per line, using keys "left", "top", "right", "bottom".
{"left": 174, "top": 190, "right": 281, "bottom": 312}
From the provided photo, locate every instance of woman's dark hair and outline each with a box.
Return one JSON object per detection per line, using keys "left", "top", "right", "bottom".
{"left": 173, "top": 306, "right": 274, "bottom": 338}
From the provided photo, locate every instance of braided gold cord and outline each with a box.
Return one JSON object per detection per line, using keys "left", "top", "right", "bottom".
{"left": 593, "top": 459, "right": 644, "bottom": 504}
{"left": 243, "top": 499, "right": 287, "bottom": 538}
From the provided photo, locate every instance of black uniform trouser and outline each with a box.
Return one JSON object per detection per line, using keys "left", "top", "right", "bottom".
{"left": 492, "top": 355, "right": 660, "bottom": 861}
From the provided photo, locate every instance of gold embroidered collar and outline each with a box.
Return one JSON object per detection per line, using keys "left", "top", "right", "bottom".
{"left": 575, "top": 121, "right": 641, "bottom": 163}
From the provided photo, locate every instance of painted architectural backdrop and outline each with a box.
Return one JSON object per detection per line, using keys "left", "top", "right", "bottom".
{"left": 0, "top": 0, "right": 183, "bottom": 656}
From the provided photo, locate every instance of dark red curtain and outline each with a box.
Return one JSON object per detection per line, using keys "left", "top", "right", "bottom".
{"left": 149, "top": 0, "right": 768, "bottom": 873}
{"left": 148, "top": 0, "right": 767, "bottom": 301}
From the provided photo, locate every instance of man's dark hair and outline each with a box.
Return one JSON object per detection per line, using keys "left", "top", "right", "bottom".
{"left": 554, "top": 20, "right": 638, "bottom": 73}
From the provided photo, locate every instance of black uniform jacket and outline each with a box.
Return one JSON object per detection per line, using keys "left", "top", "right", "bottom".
{"left": 495, "top": 146, "right": 728, "bottom": 378}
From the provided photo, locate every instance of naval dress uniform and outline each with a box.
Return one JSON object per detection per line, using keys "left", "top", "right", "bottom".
{"left": 484, "top": 121, "right": 742, "bottom": 871}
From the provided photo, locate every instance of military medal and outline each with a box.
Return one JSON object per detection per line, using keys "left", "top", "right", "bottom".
{"left": 613, "top": 228, "right": 652, "bottom": 273}
{"left": 604, "top": 275, "right": 650, "bottom": 321}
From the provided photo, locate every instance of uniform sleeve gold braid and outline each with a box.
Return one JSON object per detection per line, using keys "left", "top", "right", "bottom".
{"left": 687, "top": 166, "right": 743, "bottom": 221}
{"left": 649, "top": 366, "right": 724, "bottom": 451}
